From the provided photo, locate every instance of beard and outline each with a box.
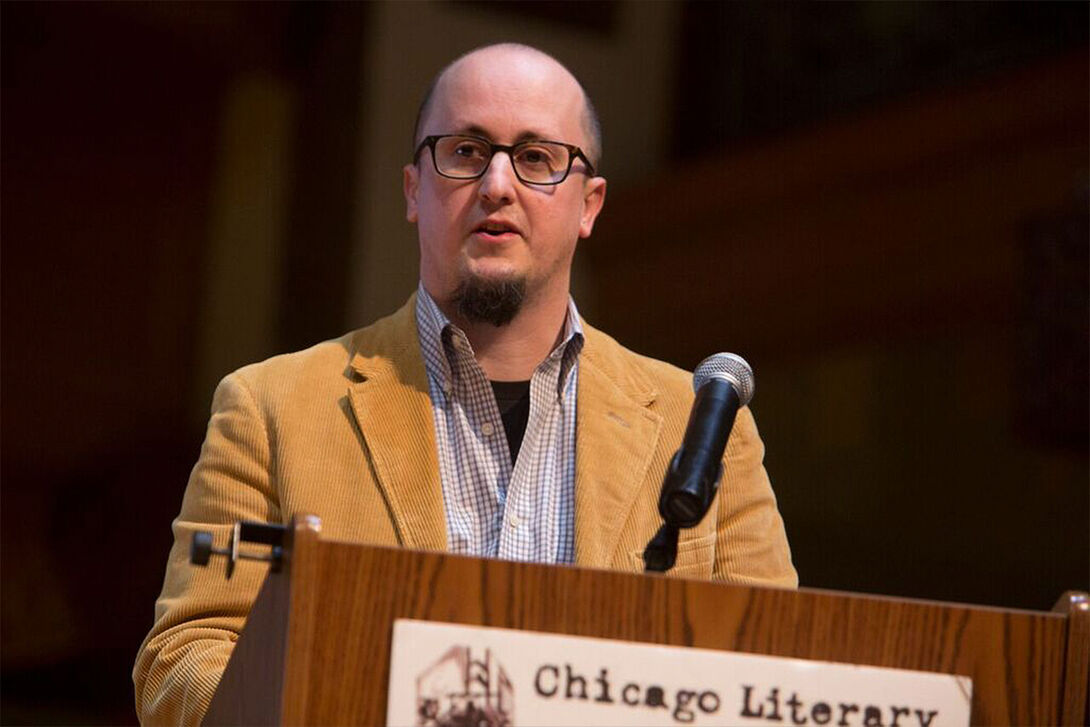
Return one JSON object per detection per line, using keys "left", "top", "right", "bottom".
{"left": 450, "top": 274, "right": 527, "bottom": 327}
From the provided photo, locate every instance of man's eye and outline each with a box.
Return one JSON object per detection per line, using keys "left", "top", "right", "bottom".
{"left": 453, "top": 143, "right": 487, "bottom": 158}
{"left": 516, "top": 147, "right": 550, "bottom": 165}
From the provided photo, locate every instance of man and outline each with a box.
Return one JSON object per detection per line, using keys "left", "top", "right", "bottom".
{"left": 134, "top": 43, "right": 796, "bottom": 725}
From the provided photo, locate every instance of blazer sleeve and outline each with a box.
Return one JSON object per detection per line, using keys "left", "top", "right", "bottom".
{"left": 713, "top": 406, "right": 798, "bottom": 588}
{"left": 133, "top": 372, "right": 281, "bottom": 726}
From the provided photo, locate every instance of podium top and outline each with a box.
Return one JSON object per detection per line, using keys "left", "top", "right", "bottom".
{"left": 202, "top": 516, "right": 1089, "bottom": 726}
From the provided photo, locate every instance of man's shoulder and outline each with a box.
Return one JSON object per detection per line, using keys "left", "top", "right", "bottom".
{"left": 581, "top": 321, "right": 692, "bottom": 399}
{"left": 230, "top": 334, "right": 354, "bottom": 387}
{"left": 227, "top": 297, "right": 419, "bottom": 395}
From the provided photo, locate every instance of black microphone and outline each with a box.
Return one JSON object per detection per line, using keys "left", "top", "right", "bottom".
{"left": 658, "top": 353, "right": 755, "bottom": 529}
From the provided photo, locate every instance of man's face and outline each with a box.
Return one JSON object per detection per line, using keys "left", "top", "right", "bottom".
{"left": 403, "top": 50, "right": 606, "bottom": 318}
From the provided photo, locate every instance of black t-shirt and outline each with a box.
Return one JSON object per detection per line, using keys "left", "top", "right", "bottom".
{"left": 490, "top": 380, "right": 531, "bottom": 464}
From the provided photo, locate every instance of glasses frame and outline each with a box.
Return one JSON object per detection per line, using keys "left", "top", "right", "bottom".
{"left": 413, "top": 134, "right": 597, "bottom": 185}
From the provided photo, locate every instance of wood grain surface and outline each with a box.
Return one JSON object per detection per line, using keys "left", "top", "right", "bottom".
{"left": 1054, "top": 591, "right": 1090, "bottom": 725}
{"left": 243, "top": 529, "right": 1084, "bottom": 726}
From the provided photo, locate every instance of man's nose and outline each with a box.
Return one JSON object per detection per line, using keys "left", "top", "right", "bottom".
{"left": 477, "top": 151, "right": 518, "bottom": 204}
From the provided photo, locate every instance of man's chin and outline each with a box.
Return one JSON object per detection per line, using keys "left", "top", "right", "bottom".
{"left": 463, "top": 254, "right": 520, "bottom": 282}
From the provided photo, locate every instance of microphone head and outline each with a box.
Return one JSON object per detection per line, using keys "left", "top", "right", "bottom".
{"left": 693, "top": 353, "right": 755, "bottom": 406}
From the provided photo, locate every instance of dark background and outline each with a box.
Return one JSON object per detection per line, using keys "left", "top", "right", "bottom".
{"left": 2, "top": 2, "right": 1087, "bottom": 724}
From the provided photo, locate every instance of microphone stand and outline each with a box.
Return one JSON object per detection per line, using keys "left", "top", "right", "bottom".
{"left": 642, "top": 522, "right": 679, "bottom": 572}
{"left": 642, "top": 353, "right": 753, "bottom": 574}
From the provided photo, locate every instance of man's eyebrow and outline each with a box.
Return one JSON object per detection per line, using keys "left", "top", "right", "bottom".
{"left": 456, "top": 124, "right": 555, "bottom": 143}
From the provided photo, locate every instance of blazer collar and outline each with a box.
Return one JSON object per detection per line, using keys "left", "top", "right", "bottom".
{"left": 345, "top": 293, "right": 448, "bottom": 551}
{"left": 572, "top": 323, "right": 663, "bottom": 568}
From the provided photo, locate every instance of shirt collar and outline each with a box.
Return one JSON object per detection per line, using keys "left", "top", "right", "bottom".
{"left": 415, "top": 282, "right": 584, "bottom": 400}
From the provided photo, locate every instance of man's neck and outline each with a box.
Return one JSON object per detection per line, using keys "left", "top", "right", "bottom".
{"left": 443, "top": 291, "right": 570, "bottom": 382}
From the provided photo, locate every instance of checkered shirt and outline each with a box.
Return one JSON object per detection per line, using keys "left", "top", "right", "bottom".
{"left": 415, "top": 284, "right": 583, "bottom": 564}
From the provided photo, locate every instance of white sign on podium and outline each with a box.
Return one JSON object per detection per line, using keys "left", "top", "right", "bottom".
{"left": 387, "top": 619, "right": 972, "bottom": 727}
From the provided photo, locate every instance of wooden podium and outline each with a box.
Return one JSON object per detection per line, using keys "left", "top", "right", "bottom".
{"left": 203, "top": 516, "right": 1088, "bottom": 726}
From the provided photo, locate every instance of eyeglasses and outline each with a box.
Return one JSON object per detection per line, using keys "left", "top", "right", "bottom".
{"left": 413, "top": 134, "right": 596, "bottom": 185}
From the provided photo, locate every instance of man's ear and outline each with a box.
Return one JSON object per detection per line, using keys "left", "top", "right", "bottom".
{"left": 578, "top": 176, "right": 607, "bottom": 239}
{"left": 403, "top": 163, "right": 420, "bottom": 223}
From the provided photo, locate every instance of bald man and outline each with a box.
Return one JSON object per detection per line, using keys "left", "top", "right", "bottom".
{"left": 134, "top": 44, "right": 796, "bottom": 725}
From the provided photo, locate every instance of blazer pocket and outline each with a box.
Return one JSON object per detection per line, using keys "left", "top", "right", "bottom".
{"left": 629, "top": 532, "right": 715, "bottom": 579}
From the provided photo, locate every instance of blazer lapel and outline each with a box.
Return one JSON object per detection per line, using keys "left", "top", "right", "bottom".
{"left": 574, "top": 327, "right": 663, "bottom": 568}
{"left": 344, "top": 298, "right": 448, "bottom": 551}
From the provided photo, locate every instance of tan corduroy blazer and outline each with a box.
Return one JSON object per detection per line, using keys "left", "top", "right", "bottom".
{"left": 134, "top": 295, "right": 796, "bottom": 725}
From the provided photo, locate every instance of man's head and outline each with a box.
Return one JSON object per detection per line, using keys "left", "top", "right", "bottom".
{"left": 403, "top": 43, "right": 607, "bottom": 327}
{"left": 412, "top": 46, "right": 603, "bottom": 172}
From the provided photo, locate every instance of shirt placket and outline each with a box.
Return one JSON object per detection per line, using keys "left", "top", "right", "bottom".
{"left": 499, "top": 350, "right": 563, "bottom": 562}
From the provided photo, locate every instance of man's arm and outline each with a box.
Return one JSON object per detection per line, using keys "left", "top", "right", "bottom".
{"left": 713, "top": 406, "right": 798, "bottom": 587}
{"left": 134, "top": 372, "right": 280, "bottom": 726}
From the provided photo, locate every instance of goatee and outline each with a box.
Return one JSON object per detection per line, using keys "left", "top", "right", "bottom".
{"left": 451, "top": 276, "right": 526, "bottom": 327}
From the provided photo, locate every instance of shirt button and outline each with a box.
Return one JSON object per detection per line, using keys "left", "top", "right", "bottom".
{"left": 507, "top": 513, "right": 521, "bottom": 528}
{"left": 442, "top": 381, "right": 452, "bottom": 395}
{"left": 481, "top": 422, "right": 495, "bottom": 437}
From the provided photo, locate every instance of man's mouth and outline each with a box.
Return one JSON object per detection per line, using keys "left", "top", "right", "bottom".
{"left": 473, "top": 220, "right": 520, "bottom": 239}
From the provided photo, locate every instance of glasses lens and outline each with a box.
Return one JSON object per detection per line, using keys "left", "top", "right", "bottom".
{"left": 434, "top": 136, "right": 492, "bottom": 178}
{"left": 513, "top": 142, "right": 570, "bottom": 184}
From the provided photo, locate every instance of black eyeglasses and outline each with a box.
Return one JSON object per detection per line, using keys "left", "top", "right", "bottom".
{"left": 413, "top": 134, "right": 596, "bottom": 185}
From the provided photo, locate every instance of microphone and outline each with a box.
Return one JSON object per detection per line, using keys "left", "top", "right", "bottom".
{"left": 658, "top": 353, "right": 755, "bottom": 529}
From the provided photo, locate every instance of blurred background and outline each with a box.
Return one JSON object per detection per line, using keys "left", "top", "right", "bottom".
{"left": 2, "top": 2, "right": 1086, "bottom": 723}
